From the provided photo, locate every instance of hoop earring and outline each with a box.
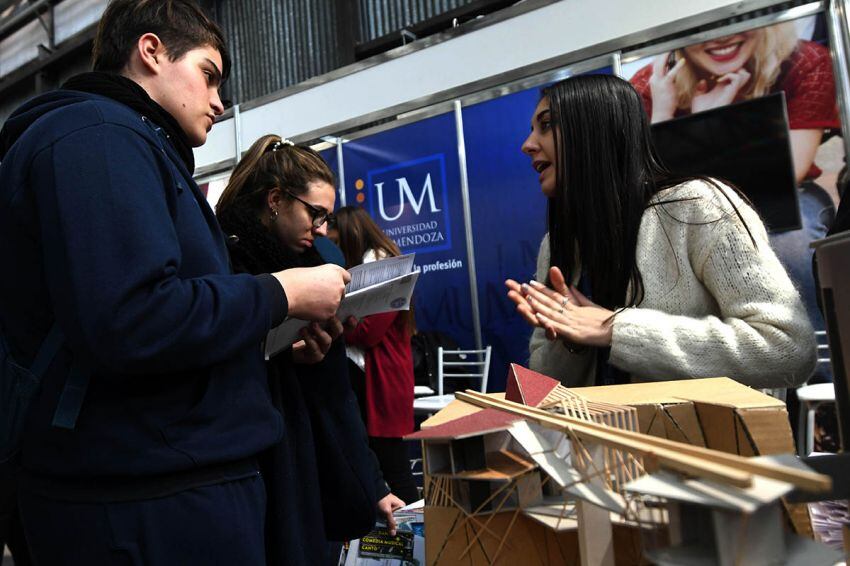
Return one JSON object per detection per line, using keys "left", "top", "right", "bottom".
{"left": 270, "top": 207, "right": 278, "bottom": 222}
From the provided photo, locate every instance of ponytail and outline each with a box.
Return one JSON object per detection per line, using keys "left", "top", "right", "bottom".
{"left": 216, "top": 134, "right": 335, "bottom": 221}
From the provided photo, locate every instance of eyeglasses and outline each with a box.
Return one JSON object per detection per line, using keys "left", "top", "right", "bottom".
{"left": 285, "top": 190, "right": 334, "bottom": 229}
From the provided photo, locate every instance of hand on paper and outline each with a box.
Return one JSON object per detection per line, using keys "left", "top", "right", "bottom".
{"left": 291, "top": 318, "right": 342, "bottom": 365}
{"left": 273, "top": 264, "right": 350, "bottom": 321}
{"left": 377, "top": 492, "right": 406, "bottom": 536}
{"left": 506, "top": 266, "right": 614, "bottom": 348}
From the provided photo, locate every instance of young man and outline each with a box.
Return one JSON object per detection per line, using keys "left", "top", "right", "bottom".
{"left": 0, "top": 1, "right": 349, "bottom": 563}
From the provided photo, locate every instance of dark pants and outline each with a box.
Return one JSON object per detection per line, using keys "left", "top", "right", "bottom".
{"left": 18, "top": 474, "right": 266, "bottom": 566}
{"left": 348, "top": 360, "right": 420, "bottom": 504}
{"left": 1, "top": 464, "right": 31, "bottom": 566}
{"left": 1, "top": 508, "right": 31, "bottom": 566}
{"left": 368, "top": 438, "right": 419, "bottom": 505}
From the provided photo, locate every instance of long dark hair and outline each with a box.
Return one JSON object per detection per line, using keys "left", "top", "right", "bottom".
{"left": 335, "top": 206, "right": 416, "bottom": 334}
{"left": 543, "top": 74, "right": 752, "bottom": 309}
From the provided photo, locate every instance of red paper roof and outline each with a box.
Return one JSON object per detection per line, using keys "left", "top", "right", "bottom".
{"left": 505, "top": 363, "right": 560, "bottom": 407}
{"left": 405, "top": 408, "right": 519, "bottom": 440}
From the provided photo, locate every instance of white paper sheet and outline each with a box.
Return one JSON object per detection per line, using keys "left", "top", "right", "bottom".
{"left": 265, "top": 255, "right": 419, "bottom": 359}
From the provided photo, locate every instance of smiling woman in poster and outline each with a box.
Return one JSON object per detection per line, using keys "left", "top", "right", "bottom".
{"left": 506, "top": 75, "right": 816, "bottom": 389}
{"left": 628, "top": 21, "right": 840, "bottom": 381}
{"left": 629, "top": 22, "right": 838, "bottom": 186}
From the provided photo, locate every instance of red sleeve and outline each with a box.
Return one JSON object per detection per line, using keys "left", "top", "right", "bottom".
{"left": 779, "top": 41, "right": 840, "bottom": 130}
{"left": 344, "top": 312, "right": 399, "bottom": 349}
{"left": 629, "top": 64, "right": 655, "bottom": 119}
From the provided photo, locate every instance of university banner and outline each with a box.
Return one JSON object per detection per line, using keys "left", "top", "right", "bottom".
{"left": 341, "top": 112, "right": 476, "bottom": 350}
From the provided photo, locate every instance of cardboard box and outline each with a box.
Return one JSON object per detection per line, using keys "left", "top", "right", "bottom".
{"left": 424, "top": 377, "right": 812, "bottom": 537}
{"left": 566, "top": 377, "right": 811, "bottom": 537}
{"left": 424, "top": 506, "right": 648, "bottom": 566}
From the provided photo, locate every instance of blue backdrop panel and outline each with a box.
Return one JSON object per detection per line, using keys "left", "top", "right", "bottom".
{"left": 463, "top": 68, "right": 613, "bottom": 390}
{"left": 342, "top": 112, "right": 476, "bottom": 349}
{"left": 318, "top": 146, "right": 340, "bottom": 199}
{"left": 462, "top": 88, "right": 548, "bottom": 391}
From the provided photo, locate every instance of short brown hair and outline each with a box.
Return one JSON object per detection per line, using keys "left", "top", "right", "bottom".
{"left": 92, "top": 0, "right": 230, "bottom": 80}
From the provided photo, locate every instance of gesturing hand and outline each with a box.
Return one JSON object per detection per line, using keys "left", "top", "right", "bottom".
{"left": 506, "top": 267, "right": 615, "bottom": 348}
{"left": 506, "top": 266, "right": 578, "bottom": 328}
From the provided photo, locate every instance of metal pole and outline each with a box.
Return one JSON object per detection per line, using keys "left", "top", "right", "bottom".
{"left": 337, "top": 139, "right": 347, "bottom": 207}
{"left": 47, "top": 1, "right": 55, "bottom": 51}
{"left": 454, "top": 100, "right": 483, "bottom": 352}
{"left": 611, "top": 51, "right": 622, "bottom": 78}
{"left": 826, "top": 0, "right": 850, "bottom": 160}
{"left": 232, "top": 103, "right": 243, "bottom": 165}
{"left": 0, "top": 0, "right": 50, "bottom": 40}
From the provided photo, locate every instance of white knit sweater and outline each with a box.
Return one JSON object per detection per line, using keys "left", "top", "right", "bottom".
{"left": 529, "top": 179, "right": 817, "bottom": 389}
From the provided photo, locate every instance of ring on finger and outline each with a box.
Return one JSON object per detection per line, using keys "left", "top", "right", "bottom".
{"left": 561, "top": 296, "right": 569, "bottom": 307}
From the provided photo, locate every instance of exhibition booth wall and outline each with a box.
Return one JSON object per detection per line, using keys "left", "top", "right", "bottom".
{"left": 197, "top": 0, "right": 850, "bottom": 390}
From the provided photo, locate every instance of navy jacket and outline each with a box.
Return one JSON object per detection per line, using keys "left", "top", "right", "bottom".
{"left": 0, "top": 91, "right": 286, "bottom": 479}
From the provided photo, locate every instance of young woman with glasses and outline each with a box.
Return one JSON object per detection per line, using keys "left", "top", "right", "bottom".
{"left": 507, "top": 75, "right": 816, "bottom": 390}
{"left": 215, "top": 135, "right": 404, "bottom": 566}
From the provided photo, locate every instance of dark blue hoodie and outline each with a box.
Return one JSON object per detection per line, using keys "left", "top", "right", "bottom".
{"left": 0, "top": 90, "right": 286, "bottom": 482}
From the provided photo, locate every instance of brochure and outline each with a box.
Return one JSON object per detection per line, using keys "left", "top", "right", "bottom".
{"left": 265, "top": 254, "right": 419, "bottom": 359}
{"left": 338, "top": 499, "right": 425, "bottom": 566}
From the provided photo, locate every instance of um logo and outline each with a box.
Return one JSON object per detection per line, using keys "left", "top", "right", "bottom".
{"left": 366, "top": 153, "right": 452, "bottom": 254}
{"left": 375, "top": 174, "right": 442, "bottom": 221}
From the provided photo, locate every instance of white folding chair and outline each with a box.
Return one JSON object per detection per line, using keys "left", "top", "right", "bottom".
{"left": 793, "top": 331, "right": 836, "bottom": 456}
{"left": 413, "top": 346, "right": 492, "bottom": 415}
{"left": 796, "top": 382, "right": 836, "bottom": 456}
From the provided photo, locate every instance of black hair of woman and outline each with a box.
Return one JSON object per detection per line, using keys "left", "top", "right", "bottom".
{"left": 541, "top": 74, "right": 754, "bottom": 310}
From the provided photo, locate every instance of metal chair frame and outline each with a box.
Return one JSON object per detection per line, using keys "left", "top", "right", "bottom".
{"left": 435, "top": 346, "right": 492, "bottom": 396}
{"left": 412, "top": 346, "right": 492, "bottom": 415}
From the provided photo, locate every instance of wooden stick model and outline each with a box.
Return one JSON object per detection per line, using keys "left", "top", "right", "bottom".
{"left": 455, "top": 390, "right": 832, "bottom": 492}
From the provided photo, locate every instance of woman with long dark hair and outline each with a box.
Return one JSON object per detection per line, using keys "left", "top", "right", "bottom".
{"left": 215, "top": 136, "right": 403, "bottom": 565}
{"left": 334, "top": 206, "right": 419, "bottom": 504}
{"left": 507, "top": 74, "right": 816, "bottom": 388}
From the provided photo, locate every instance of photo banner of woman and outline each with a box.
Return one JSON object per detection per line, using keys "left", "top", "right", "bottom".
{"left": 622, "top": 14, "right": 841, "bottom": 382}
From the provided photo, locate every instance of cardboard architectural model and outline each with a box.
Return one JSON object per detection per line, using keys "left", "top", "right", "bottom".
{"left": 408, "top": 364, "right": 840, "bottom": 566}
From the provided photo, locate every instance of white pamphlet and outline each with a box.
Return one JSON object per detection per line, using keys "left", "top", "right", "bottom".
{"left": 264, "top": 254, "right": 419, "bottom": 359}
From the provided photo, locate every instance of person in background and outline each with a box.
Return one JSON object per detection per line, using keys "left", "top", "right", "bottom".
{"left": 335, "top": 206, "right": 420, "bottom": 505}
{"left": 629, "top": 23, "right": 839, "bottom": 380}
{"left": 0, "top": 2, "right": 348, "bottom": 564}
{"left": 215, "top": 136, "right": 404, "bottom": 566}
{"left": 507, "top": 74, "right": 816, "bottom": 389}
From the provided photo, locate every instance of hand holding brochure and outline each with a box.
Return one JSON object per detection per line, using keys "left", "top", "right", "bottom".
{"left": 265, "top": 254, "right": 419, "bottom": 359}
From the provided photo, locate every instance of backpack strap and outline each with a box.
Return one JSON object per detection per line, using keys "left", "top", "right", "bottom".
{"left": 51, "top": 361, "right": 90, "bottom": 430}
{"left": 3, "top": 321, "right": 88, "bottom": 431}
{"left": 29, "top": 324, "right": 90, "bottom": 430}
{"left": 28, "top": 323, "right": 63, "bottom": 379}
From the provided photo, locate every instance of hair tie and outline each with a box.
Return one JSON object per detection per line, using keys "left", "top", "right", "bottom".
{"left": 269, "top": 138, "right": 296, "bottom": 152}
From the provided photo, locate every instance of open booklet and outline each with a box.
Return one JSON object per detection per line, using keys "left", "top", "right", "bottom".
{"left": 264, "top": 254, "right": 420, "bottom": 359}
